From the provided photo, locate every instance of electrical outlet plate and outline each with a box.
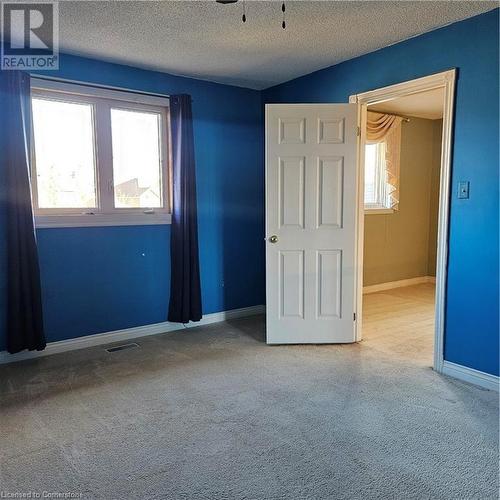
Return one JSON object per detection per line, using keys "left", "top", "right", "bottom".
{"left": 458, "top": 181, "right": 469, "bottom": 199}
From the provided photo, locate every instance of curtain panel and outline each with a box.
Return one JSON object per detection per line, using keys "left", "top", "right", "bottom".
{"left": 366, "top": 111, "right": 403, "bottom": 209}
{"left": 1, "top": 71, "right": 46, "bottom": 353}
{"left": 167, "top": 94, "right": 202, "bottom": 323}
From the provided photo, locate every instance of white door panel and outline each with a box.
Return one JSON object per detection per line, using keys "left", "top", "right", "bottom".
{"left": 266, "top": 104, "right": 358, "bottom": 344}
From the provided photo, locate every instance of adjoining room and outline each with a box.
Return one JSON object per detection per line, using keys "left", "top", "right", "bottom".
{"left": 361, "top": 88, "right": 445, "bottom": 367}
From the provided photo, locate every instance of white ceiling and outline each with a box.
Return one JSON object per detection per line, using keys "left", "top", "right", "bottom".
{"left": 371, "top": 88, "right": 445, "bottom": 120}
{"left": 53, "top": 1, "right": 497, "bottom": 90}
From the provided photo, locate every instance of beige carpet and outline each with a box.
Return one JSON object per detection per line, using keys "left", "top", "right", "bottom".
{"left": 0, "top": 289, "right": 498, "bottom": 499}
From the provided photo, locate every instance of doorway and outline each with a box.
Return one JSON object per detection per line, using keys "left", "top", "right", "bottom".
{"left": 350, "top": 70, "right": 456, "bottom": 372}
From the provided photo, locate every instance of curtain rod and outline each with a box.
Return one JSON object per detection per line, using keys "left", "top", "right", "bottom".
{"left": 396, "top": 114, "right": 411, "bottom": 123}
{"left": 369, "top": 109, "right": 411, "bottom": 122}
{"left": 30, "top": 74, "right": 175, "bottom": 100}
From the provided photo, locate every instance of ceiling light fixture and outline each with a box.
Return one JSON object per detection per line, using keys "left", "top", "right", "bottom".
{"left": 215, "top": 0, "right": 287, "bottom": 29}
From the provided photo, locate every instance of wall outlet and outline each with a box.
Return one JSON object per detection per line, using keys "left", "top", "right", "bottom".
{"left": 458, "top": 181, "right": 470, "bottom": 199}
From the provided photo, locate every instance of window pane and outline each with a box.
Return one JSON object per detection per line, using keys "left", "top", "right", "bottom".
{"left": 364, "top": 144, "right": 378, "bottom": 204}
{"left": 111, "top": 108, "right": 163, "bottom": 208}
{"left": 32, "top": 98, "right": 96, "bottom": 208}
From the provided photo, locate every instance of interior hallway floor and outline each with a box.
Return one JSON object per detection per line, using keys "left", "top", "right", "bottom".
{"left": 0, "top": 292, "right": 498, "bottom": 499}
{"left": 362, "top": 282, "right": 436, "bottom": 366}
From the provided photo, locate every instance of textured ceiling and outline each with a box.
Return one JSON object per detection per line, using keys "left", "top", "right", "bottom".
{"left": 371, "top": 88, "right": 445, "bottom": 120}
{"left": 54, "top": 1, "right": 497, "bottom": 90}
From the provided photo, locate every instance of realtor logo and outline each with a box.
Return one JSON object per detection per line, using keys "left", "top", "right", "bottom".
{"left": 1, "top": 2, "right": 59, "bottom": 70}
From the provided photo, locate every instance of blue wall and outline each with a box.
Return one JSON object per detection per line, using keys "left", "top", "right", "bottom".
{"left": 263, "top": 9, "right": 499, "bottom": 376}
{"left": 0, "top": 54, "right": 265, "bottom": 347}
{"left": 1, "top": 10, "right": 498, "bottom": 377}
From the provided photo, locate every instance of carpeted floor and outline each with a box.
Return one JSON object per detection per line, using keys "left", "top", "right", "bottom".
{"left": 0, "top": 292, "right": 498, "bottom": 499}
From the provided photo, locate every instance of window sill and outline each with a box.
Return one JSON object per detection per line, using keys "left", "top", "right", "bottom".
{"left": 34, "top": 213, "right": 172, "bottom": 228}
{"left": 364, "top": 208, "right": 395, "bottom": 215}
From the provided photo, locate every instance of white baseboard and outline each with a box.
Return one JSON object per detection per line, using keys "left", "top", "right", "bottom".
{"left": 442, "top": 361, "right": 499, "bottom": 391}
{"left": 0, "top": 305, "right": 265, "bottom": 365}
{"left": 363, "top": 276, "right": 436, "bottom": 294}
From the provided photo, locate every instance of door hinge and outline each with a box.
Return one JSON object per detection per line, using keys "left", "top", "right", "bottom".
{"left": 353, "top": 312, "right": 357, "bottom": 321}
{"left": 357, "top": 126, "right": 361, "bottom": 137}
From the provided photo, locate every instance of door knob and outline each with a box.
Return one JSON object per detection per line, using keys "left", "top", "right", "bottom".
{"left": 269, "top": 235, "right": 278, "bottom": 243}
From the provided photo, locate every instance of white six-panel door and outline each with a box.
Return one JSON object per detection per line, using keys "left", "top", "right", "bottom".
{"left": 265, "top": 104, "right": 358, "bottom": 344}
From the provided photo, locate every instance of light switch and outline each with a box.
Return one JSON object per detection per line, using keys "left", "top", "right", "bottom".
{"left": 458, "top": 181, "right": 470, "bottom": 199}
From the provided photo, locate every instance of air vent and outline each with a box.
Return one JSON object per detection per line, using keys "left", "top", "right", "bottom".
{"left": 105, "top": 342, "right": 139, "bottom": 353}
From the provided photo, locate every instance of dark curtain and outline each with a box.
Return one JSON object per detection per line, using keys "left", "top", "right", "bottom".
{"left": 167, "top": 94, "right": 202, "bottom": 323}
{"left": 2, "top": 71, "right": 46, "bottom": 353}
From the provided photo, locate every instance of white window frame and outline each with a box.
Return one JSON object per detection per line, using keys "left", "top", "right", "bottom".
{"left": 364, "top": 142, "right": 394, "bottom": 215}
{"left": 30, "top": 78, "right": 172, "bottom": 228}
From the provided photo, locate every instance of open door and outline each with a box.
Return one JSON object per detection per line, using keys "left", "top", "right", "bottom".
{"left": 265, "top": 104, "right": 359, "bottom": 344}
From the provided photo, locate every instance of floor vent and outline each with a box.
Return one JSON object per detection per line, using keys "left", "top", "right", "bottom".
{"left": 105, "top": 342, "right": 140, "bottom": 353}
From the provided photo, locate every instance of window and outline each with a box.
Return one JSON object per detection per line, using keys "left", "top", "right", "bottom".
{"left": 30, "top": 79, "right": 170, "bottom": 227}
{"left": 364, "top": 142, "right": 392, "bottom": 213}
{"left": 32, "top": 98, "right": 97, "bottom": 210}
{"left": 111, "top": 109, "right": 163, "bottom": 209}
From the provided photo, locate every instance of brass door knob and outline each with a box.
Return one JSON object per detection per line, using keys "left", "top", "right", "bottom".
{"left": 269, "top": 235, "right": 278, "bottom": 243}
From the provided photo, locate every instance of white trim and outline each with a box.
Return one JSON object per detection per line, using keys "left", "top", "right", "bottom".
{"left": 350, "top": 69, "right": 456, "bottom": 373}
{"left": 363, "top": 276, "right": 435, "bottom": 294}
{"left": 353, "top": 103, "right": 367, "bottom": 341}
{"left": 30, "top": 81, "right": 171, "bottom": 227}
{"left": 31, "top": 77, "right": 170, "bottom": 107}
{"left": 442, "top": 361, "right": 499, "bottom": 392}
{"left": 0, "top": 305, "right": 265, "bottom": 365}
{"left": 35, "top": 212, "right": 172, "bottom": 228}
{"left": 364, "top": 208, "right": 394, "bottom": 215}
{"left": 350, "top": 70, "right": 456, "bottom": 106}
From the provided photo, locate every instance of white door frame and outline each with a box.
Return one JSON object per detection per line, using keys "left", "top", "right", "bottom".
{"left": 349, "top": 69, "right": 456, "bottom": 373}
